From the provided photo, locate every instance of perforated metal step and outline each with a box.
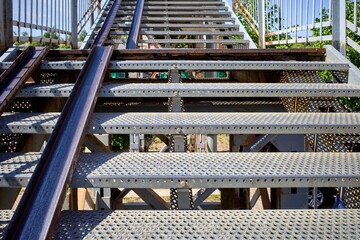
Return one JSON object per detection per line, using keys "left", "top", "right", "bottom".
{"left": 110, "top": 30, "right": 244, "bottom": 37}
{"left": 1, "top": 210, "right": 358, "bottom": 239}
{"left": 0, "top": 60, "right": 348, "bottom": 71}
{"left": 1, "top": 112, "right": 359, "bottom": 134}
{"left": 18, "top": 83, "right": 360, "bottom": 98}
{"left": 1, "top": 152, "right": 360, "bottom": 188}
{"left": 107, "top": 39, "right": 249, "bottom": 45}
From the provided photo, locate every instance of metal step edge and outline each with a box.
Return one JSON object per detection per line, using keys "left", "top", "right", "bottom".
{"left": 116, "top": 12, "right": 232, "bottom": 16}
{"left": 0, "top": 112, "right": 359, "bottom": 134}
{"left": 112, "top": 17, "right": 236, "bottom": 22}
{"left": 1, "top": 210, "right": 359, "bottom": 239}
{"left": 0, "top": 61, "right": 349, "bottom": 71}
{"left": 1, "top": 152, "right": 360, "bottom": 188}
{"left": 106, "top": 39, "right": 248, "bottom": 44}
{"left": 112, "top": 23, "right": 240, "bottom": 28}
{"left": 120, "top": 6, "right": 229, "bottom": 10}
{"left": 109, "top": 30, "right": 244, "bottom": 36}
{"left": 17, "top": 83, "right": 360, "bottom": 98}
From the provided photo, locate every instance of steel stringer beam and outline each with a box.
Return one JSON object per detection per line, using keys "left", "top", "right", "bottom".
{"left": 3, "top": 46, "right": 113, "bottom": 240}
{"left": 0, "top": 46, "right": 48, "bottom": 115}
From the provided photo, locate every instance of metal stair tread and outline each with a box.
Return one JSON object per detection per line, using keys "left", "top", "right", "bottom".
{"left": 1, "top": 210, "right": 360, "bottom": 239}
{"left": 0, "top": 60, "right": 347, "bottom": 71}
{"left": 18, "top": 82, "right": 360, "bottom": 98}
{"left": 1, "top": 152, "right": 360, "bottom": 188}
{"left": 107, "top": 39, "right": 248, "bottom": 44}
{"left": 110, "top": 30, "right": 244, "bottom": 36}
{"left": 1, "top": 112, "right": 359, "bottom": 134}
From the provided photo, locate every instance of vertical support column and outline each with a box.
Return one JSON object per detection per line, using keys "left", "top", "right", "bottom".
{"left": 332, "top": 0, "right": 346, "bottom": 55}
{"left": 0, "top": 0, "right": 13, "bottom": 54}
{"left": 258, "top": 0, "right": 266, "bottom": 48}
{"left": 71, "top": 0, "right": 78, "bottom": 49}
{"left": 89, "top": 0, "right": 94, "bottom": 26}
{"left": 207, "top": 135, "right": 217, "bottom": 152}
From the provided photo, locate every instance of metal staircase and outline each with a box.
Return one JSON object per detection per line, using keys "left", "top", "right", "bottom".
{"left": 1, "top": 0, "right": 360, "bottom": 239}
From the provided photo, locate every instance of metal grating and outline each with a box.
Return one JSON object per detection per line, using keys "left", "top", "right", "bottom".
{"left": 1, "top": 152, "right": 360, "bottom": 188}
{"left": 17, "top": 83, "right": 360, "bottom": 98}
{"left": 52, "top": 210, "right": 360, "bottom": 239}
{"left": 0, "top": 61, "right": 350, "bottom": 71}
{"left": 1, "top": 112, "right": 360, "bottom": 135}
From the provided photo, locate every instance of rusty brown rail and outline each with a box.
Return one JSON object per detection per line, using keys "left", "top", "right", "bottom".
{"left": 0, "top": 46, "right": 48, "bottom": 115}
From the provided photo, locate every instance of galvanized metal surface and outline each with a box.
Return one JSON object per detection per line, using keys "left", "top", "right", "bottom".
{"left": 0, "top": 60, "right": 347, "bottom": 71}
{"left": 111, "top": 30, "right": 244, "bottom": 36}
{"left": 1, "top": 112, "right": 360, "bottom": 135}
{"left": 1, "top": 152, "right": 360, "bottom": 188}
{"left": 1, "top": 209, "right": 359, "bottom": 239}
{"left": 53, "top": 210, "right": 360, "bottom": 239}
{"left": 17, "top": 82, "right": 360, "bottom": 98}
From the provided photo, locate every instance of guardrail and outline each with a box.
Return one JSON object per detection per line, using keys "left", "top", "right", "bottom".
{"left": 234, "top": 0, "right": 359, "bottom": 57}
{"left": 0, "top": 0, "right": 103, "bottom": 51}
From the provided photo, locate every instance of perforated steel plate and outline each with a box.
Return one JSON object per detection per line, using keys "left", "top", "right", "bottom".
{"left": 110, "top": 30, "right": 244, "bottom": 36}
{"left": 1, "top": 152, "right": 360, "bottom": 188}
{"left": 0, "top": 209, "right": 358, "bottom": 239}
{"left": 18, "top": 83, "right": 360, "bottom": 98}
{"left": 0, "top": 210, "right": 12, "bottom": 239}
{"left": 52, "top": 210, "right": 360, "bottom": 239}
{"left": 0, "top": 112, "right": 359, "bottom": 134}
{"left": 0, "top": 61, "right": 350, "bottom": 71}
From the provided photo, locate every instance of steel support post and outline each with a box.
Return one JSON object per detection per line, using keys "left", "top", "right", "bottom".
{"left": 0, "top": 0, "right": 12, "bottom": 54}
{"left": 258, "top": 0, "right": 266, "bottom": 48}
{"left": 95, "top": 188, "right": 111, "bottom": 210}
{"left": 207, "top": 135, "right": 217, "bottom": 152}
{"left": 332, "top": 0, "right": 346, "bottom": 55}
{"left": 71, "top": 0, "right": 78, "bottom": 49}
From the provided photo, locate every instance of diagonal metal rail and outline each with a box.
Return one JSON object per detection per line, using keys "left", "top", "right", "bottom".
{"left": 3, "top": 0, "right": 122, "bottom": 238}
{"left": 92, "top": 0, "right": 123, "bottom": 47}
{"left": 3, "top": 45, "right": 113, "bottom": 240}
{"left": 0, "top": 46, "right": 48, "bottom": 115}
{"left": 126, "top": 0, "right": 145, "bottom": 49}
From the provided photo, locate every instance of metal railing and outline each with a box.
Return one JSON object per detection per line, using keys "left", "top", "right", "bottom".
{"left": 234, "top": 0, "right": 360, "bottom": 56}
{"left": 11, "top": 0, "right": 102, "bottom": 48}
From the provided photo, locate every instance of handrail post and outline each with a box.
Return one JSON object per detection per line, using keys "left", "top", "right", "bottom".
{"left": 0, "top": 0, "right": 13, "bottom": 54}
{"left": 332, "top": 0, "right": 346, "bottom": 55}
{"left": 71, "top": 0, "right": 79, "bottom": 49}
{"left": 258, "top": 0, "right": 266, "bottom": 48}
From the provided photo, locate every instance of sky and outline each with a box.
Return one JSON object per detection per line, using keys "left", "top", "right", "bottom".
{"left": 12, "top": 0, "right": 333, "bottom": 39}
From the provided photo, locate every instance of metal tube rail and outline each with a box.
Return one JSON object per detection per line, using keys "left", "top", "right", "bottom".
{"left": 0, "top": 46, "right": 48, "bottom": 115}
{"left": 3, "top": 0, "right": 119, "bottom": 238}
{"left": 3, "top": 45, "right": 113, "bottom": 240}
{"left": 126, "top": 0, "right": 144, "bottom": 49}
{"left": 92, "top": 0, "right": 122, "bottom": 47}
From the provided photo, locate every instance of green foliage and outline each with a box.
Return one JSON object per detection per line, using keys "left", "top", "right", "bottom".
{"left": 78, "top": 30, "right": 87, "bottom": 42}
{"left": 338, "top": 97, "right": 360, "bottom": 112}
{"left": 111, "top": 135, "right": 130, "bottom": 151}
